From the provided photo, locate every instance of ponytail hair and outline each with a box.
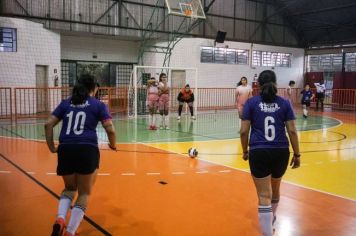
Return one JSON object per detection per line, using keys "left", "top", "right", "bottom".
{"left": 71, "top": 74, "right": 96, "bottom": 105}
{"left": 258, "top": 70, "right": 277, "bottom": 103}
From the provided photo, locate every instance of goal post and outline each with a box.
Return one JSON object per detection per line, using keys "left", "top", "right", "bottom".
{"left": 128, "top": 65, "right": 198, "bottom": 119}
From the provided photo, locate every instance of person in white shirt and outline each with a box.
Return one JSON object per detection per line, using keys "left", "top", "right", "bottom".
{"left": 314, "top": 82, "right": 326, "bottom": 111}
{"left": 287, "top": 80, "right": 296, "bottom": 104}
{"left": 236, "top": 77, "right": 252, "bottom": 118}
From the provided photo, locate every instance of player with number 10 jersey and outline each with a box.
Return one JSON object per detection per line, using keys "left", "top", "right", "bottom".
{"left": 53, "top": 96, "right": 112, "bottom": 146}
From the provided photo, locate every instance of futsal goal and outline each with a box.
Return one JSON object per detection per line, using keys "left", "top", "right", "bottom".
{"left": 128, "top": 65, "right": 198, "bottom": 118}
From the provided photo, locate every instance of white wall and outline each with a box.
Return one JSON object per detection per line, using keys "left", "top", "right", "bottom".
{"left": 0, "top": 17, "right": 61, "bottom": 87}
{"left": 61, "top": 35, "right": 139, "bottom": 63}
{"left": 144, "top": 38, "right": 305, "bottom": 89}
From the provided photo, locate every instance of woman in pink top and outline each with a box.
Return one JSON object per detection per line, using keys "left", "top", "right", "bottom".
{"left": 158, "top": 73, "right": 170, "bottom": 129}
{"left": 147, "top": 78, "right": 159, "bottom": 130}
{"left": 236, "top": 77, "right": 252, "bottom": 118}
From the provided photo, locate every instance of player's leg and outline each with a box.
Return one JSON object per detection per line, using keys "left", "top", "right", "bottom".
{"left": 65, "top": 172, "right": 96, "bottom": 235}
{"left": 249, "top": 149, "right": 273, "bottom": 236}
{"left": 320, "top": 96, "right": 324, "bottom": 111}
{"left": 52, "top": 145, "right": 77, "bottom": 236}
{"left": 52, "top": 175, "right": 76, "bottom": 236}
{"left": 152, "top": 99, "right": 159, "bottom": 129}
{"left": 65, "top": 146, "right": 99, "bottom": 235}
{"left": 188, "top": 102, "right": 195, "bottom": 119}
{"left": 164, "top": 96, "right": 169, "bottom": 129}
{"left": 270, "top": 148, "right": 290, "bottom": 227}
{"left": 252, "top": 176, "right": 273, "bottom": 236}
{"left": 159, "top": 97, "right": 165, "bottom": 129}
{"left": 302, "top": 103, "right": 308, "bottom": 118}
{"left": 178, "top": 102, "right": 184, "bottom": 120}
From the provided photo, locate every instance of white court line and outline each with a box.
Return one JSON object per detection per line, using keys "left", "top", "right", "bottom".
{"left": 98, "top": 173, "right": 111, "bottom": 176}
{"left": 172, "top": 172, "right": 185, "bottom": 175}
{"left": 146, "top": 172, "right": 160, "bottom": 175}
{"left": 121, "top": 173, "right": 135, "bottom": 176}
{"left": 141, "top": 142, "right": 356, "bottom": 203}
{"left": 0, "top": 170, "right": 11, "bottom": 174}
{"left": 218, "top": 170, "right": 231, "bottom": 173}
{"left": 46, "top": 172, "right": 56, "bottom": 175}
{"left": 315, "top": 161, "right": 323, "bottom": 165}
{"left": 196, "top": 171, "right": 208, "bottom": 174}
{"left": 26, "top": 171, "right": 35, "bottom": 175}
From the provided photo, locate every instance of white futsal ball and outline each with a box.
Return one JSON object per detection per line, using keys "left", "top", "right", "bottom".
{"left": 188, "top": 148, "right": 198, "bottom": 158}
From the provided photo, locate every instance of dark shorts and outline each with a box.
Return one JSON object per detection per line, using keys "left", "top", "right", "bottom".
{"left": 301, "top": 101, "right": 311, "bottom": 107}
{"left": 316, "top": 93, "right": 325, "bottom": 100}
{"left": 57, "top": 144, "right": 100, "bottom": 176}
{"left": 249, "top": 148, "right": 290, "bottom": 178}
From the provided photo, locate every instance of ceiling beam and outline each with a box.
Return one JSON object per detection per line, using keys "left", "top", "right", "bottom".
{"left": 291, "top": 3, "right": 356, "bottom": 16}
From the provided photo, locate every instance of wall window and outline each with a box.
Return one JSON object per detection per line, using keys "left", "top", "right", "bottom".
{"left": 307, "top": 54, "right": 343, "bottom": 72}
{"left": 345, "top": 53, "right": 356, "bottom": 72}
{"left": 252, "top": 51, "right": 292, "bottom": 68}
{"left": 200, "top": 47, "right": 249, "bottom": 65}
{"left": 0, "top": 28, "right": 17, "bottom": 52}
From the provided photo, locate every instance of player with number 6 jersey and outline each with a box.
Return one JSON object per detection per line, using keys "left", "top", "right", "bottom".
{"left": 240, "top": 70, "right": 301, "bottom": 236}
{"left": 45, "top": 74, "right": 117, "bottom": 236}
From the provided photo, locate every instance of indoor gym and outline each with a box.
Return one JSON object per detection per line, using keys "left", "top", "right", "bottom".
{"left": 0, "top": 0, "right": 356, "bottom": 235}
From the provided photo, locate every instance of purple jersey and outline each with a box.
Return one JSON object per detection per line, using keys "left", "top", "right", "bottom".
{"left": 301, "top": 90, "right": 313, "bottom": 103}
{"left": 242, "top": 95, "right": 295, "bottom": 150}
{"left": 52, "top": 97, "right": 112, "bottom": 146}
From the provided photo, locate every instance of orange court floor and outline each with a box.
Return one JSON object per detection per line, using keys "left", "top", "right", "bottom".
{"left": 0, "top": 109, "right": 356, "bottom": 236}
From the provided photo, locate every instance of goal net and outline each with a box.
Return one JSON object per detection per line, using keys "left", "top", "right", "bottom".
{"left": 128, "top": 65, "right": 198, "bottom": 119}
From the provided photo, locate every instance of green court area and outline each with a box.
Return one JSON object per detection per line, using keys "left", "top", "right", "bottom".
{"left": 0, "top": 112, "right": 341, "bottom": 143}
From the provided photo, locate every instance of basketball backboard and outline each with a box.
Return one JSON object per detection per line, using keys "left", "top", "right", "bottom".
{"left": 165, "top": 0, "right": 206, "bottom": 19}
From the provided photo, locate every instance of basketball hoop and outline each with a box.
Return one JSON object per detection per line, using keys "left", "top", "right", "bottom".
{"left": 180, "top": 2, "right": 194, "bottom": 18}
{"left": 184, "top": 8, "right": 193, "bottom": 16}
{"left": 165, "top": 0, "right": 206, "bottom": 19}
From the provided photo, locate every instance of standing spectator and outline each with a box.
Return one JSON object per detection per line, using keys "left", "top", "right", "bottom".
{"left": 236, "top": 76, "right": 252, "bottom": 118}
{"left": 314, "top": 82, "right": 326, "bottom": 111}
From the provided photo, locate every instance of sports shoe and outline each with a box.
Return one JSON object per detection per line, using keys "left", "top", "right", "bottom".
{"left": 177, "top": 116, "right": 181, "bottom": 120}
{"left": 164, "top": 126, "right": 170, "bottom": 130}
{"left": 152, "top": 125, "right": 157, "bottom": 130}
{"left": 149, "top": 125, "right": 153, "bottom": 130}
{"left": 160, "top": 126, "right": 164, "bottom": 130}
{"left": 303, "top": 114, "right": 307, "bottom": 119}
{"left": 191, "top": 116, "right": 196, "bottom": 120}
{"left": 51, "top": 218, "right": 66, "bottom": 236}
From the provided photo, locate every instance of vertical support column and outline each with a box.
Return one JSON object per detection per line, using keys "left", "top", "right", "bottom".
{"left": 133, "top": 65, "right": 138, "bottom": 119}
{"left": 194, "top": 68, "right": 198, "bottom": 117}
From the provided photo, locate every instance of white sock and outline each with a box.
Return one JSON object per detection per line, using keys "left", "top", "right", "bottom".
{"left": 57, "top": 195, "right": 72, "bottom": 220}
{"left": 258, "top": 205, "right": 273, "bottom": 236}
{"left": 161, "top": 115, "right": 165, "bottom": 127}
{"left": 67, "top": 205, "right": 85, "bottom": 234}
{"left": 152, "top": 114, "right": 156, "bottom": 126}
{"left": 165, "top": 115, "right": 169, "bottom": 127}
{"left": 148, "top": 115, "right": 152, "bottom": 126}
{"left": 303, "top": 105, "right": 308, "bottom": 116}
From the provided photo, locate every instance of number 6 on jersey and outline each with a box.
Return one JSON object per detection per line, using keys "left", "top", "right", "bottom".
{"left": 264, "top": 116, "right": 275, "bottom": 141}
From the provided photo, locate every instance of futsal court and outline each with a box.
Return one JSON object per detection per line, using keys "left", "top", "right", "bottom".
{"left": 1, "top": 0, "right": 356, "bottom": 235}
{"left": 0, "top": 107, "right": 355, "bottom": 235}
